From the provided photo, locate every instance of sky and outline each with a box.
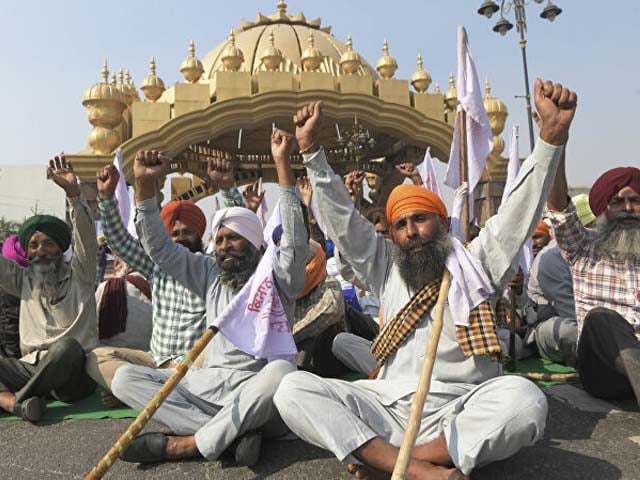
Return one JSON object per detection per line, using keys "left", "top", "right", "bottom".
{"left": 1, "top": 0, "right": 639, "bottom": 193}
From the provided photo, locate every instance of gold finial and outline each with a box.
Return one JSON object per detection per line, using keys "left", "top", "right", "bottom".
{"left": 260, "top": 30, "right": 283, "bottom": 71}
{"left": 435, "top": 83, "right": 441, "bottom": 94}
{"left": 118, "top": 68, "right": 125, "bottom": 86}
{"left": 410, "top": 53, "right": 432, "bottom": 93}
{"left": 484, "top": 78, "right": 492, "bottom": 98}
{"left": 180, "top": 39, "right": 204, "bottom": 83}
{"left": 277, "top": 0, "right": 287, "bottom": 13}
{"left": 301, "top": 31, "right": 323, "bottom": 72}
{"left": 110, "top": 72, "right": 117, "bottom": 86}
{"left": 483, "top": 78, "right": 509, "bottom": 139}
{"left": 376, "top": 38, "right": 398, "bottom": 79}
{"left": 340, "top": 34, "right": 362, "bottom": 75}
{"left": 221, "top": 30, "right": 245, "bottom": 72}
{"left": 101, "top": 59, "right": 109, "bottom": 83}
{"left": 444, "top": 72, "right": 458, "bottom": 111}
{"left": 141, "top": 56, "right": 165, "bottom": 102}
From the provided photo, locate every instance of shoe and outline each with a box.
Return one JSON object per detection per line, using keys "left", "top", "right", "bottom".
{"left": 120, "top": 432, "right": 168, "bottom": 463}
{"left": 234, "top": 432, "right": 262, "bottom": 467}
{"left": 13, "top": 396, "right": 47, "bottom": 423}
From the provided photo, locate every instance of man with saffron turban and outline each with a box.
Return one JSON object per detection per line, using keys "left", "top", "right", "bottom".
{"left": 531, "top": 220, "right": 552, "bottom": 257}
{"left": 274, "top": 78, "right": 577, "bottom": 479}
{"left": 0, "top": 155, "right": 98, "bottom": 422}
{"left": 548, "top": 153, "right": 640, "bottom": 402}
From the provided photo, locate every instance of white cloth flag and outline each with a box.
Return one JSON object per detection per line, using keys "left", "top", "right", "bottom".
{"left": 445, "top": 25, "right": 493, "bottom": 218}
{"left": 420, "top": 147, "right": 442, "bottom": 196}
{"left": 113, "top": 149, "right": 131, "bottom": 228}
{"left": 210, "top": 202, "right": 297, "bottom": 362}
{"left": 256, "top": 192, "right": 268, "bottom": 227}
{"left": 502, "top": 125, "right": 533, "bottom": 277}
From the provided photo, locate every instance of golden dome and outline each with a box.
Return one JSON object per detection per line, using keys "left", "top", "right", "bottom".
{"left": 220, "top": 31, "right": 245, "bottom": 72}
{"left": 180, "top": 40, "right": 205, "bottom": 83}
{"left": 410, "top": 53, "right": 432, "bottom": 93}
{"left": 434, "top": 82, "right": 441, "bottom": 94}
{"left": 444, "top": 72, "right": 458, "bottom": 111}
{"left": 376, "top": 39, "right": 398, "bottom": 79}
{"left": 82, "top": 60, "right": 127, "bottom": 105}
{"left": 301, "top": 32, "right": 323, "bottom": 72}
{"left": 140, "top": 56, "right": 166, "bottom": 102}
{"left": 483, "top": 79, "right": 508, "bottom": 136}
{"left": 340, "top": 34, "right": 362, "bottom": 75}
{"left": 260, "top": 31, "right": 283, "bottom": 71}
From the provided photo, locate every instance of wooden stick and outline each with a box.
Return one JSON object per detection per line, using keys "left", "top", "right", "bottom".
{"left": 511, "top": 372, "right": 578, "bottom": 382}
{"left": 507, "top": 286, "right": 518, "bottom": 371}
{"left": 391, "top": 269, "right": 452, "bottom": 480}
{"left": 85, "top": 326, "right": 219, "bottom": 480}
{"left": 458, "top": 110, "right": 470, "bottom": 243}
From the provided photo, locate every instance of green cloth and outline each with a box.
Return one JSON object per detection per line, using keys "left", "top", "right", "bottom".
{"left": 506, "top": 357, "right": 578, "bottom": 387}
{"left": 0, "top": 390, "right": 138, "bottom": 421}
{"left": 19, "top": 214, "right": 71, "bottom": 252}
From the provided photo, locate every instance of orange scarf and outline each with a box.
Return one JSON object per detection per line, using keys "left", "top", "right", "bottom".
{"left": 298, "top": 243, "right": 327, "bottom": 298}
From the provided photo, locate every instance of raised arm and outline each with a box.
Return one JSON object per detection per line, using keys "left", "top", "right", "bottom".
{"left": 96, "top": 164, "right": 155, "bottom": 279}
{"left": 395, "top": 162, "right": 423, "bottom": 186}
{"left": 133, "top": 150, "right": 214, "bottom": 300}
{"left": 207, "top": 155, "right": 244, "bottom": 208}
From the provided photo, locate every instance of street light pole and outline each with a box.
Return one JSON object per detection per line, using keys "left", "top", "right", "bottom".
{"left": 514, "top": 2, "right": 536, "bottom": 152}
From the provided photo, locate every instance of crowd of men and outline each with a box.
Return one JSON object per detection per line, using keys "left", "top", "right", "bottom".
{"left": 0, "top": 77, "right": 638, "bottom": 480}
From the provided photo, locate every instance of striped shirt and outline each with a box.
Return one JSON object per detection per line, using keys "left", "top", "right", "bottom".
{"left": 98, "top": 187, "right": 243, "bottom": 365}
{"left": 548, "top": 201, "right": 640, "bottom": 337}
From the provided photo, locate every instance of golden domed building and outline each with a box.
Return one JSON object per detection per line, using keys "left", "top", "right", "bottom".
{"left": 68, "top": 1, "right": 511, "bottom": 223}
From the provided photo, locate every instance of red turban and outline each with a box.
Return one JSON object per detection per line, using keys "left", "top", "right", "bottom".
{"left": 589, "top": 167, "right": 640, "bottom": 216}
{"left": 386, "top": 184, "right": 448, "bottom": 225}
{"left": 533, "top": 220, "right": 550, "bottom": 237}
{"left": 160, "top": 200, "right": 206, "bottom": 238}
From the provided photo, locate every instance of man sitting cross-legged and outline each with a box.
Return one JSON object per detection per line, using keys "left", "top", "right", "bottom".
{"left": 274, "top": 78, "right": 577, "bottom": 480}
{"left": 0, "top": 155, "right": 98, "bottom": 422}
{"left": 112, "top": 129, "right": 307, "bottom": 467}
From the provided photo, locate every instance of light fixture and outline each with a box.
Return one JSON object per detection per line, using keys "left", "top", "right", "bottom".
{"left": 540, "top": 1, "right": 562, "bottom": 21}
{"left": 492, "top": 17, "right": 514, "bottom": 36}
{"left": 477, "top": 0, "right": 500, "bottom": 19}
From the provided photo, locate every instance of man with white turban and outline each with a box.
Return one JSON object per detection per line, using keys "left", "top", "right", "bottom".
{"left": 112, "top": 130, "right": 307, "bottom": 468}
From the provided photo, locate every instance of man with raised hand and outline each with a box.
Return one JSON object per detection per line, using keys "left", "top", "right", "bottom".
{"left": 274, "top": 78, "right": 577, "bottom": 479}
{"left": 112, "top": 128, "right": 307, "bottom": 467}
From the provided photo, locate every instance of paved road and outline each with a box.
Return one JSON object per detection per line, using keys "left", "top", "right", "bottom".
{"left": 0, "top": 389, "right": 638, "bottom": 480}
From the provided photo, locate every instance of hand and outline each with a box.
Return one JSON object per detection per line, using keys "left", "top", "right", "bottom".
{"left": 293, "top": 101, "right": 323, "bottom": 153}
{"left": 344, "top": 170, "right": 364, "bottom": 205}
{"left": 534, "top": 78, "right": 577, "bottom": 146}
{"left": 133, "top": 150, "right": 170, "bottom": 181}
{"left": 207, "top": 154, "right": 235, "bottom": 191}
{"left": 48, "top": 155, "right": 80, "bottom": 197}
{"left": 96, "top": 164, "right": 120, "bottom": 199}
{"left": 297, "top": 176, "right": 313, "bottom": 207}
{"left": 242, "top": 181, "right": 264, "bottom": 213}
{"left": 454, "top": 182, "right": 469, "bottom": 202}
{"left": 395, "top": 162, "right": 422, "bottom": 185}
{"left": 271, "top": 128, "right": 296, "bottom": 165}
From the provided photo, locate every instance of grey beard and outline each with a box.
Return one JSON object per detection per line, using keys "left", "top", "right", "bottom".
{"left": 30, "top": 254, "right": 63, "bottom": 300}
{"left": 216, "top": 246, "right": 261, "bottom": 293}
{"left": 392, "top": 228, "right": 452, "bottom": 293}
{"left": 593, "top": 212, "right": 640, "bottom": 261}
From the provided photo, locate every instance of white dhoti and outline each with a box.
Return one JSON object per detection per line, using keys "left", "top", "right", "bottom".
{"left": 274, "top": 372, "right": 547, "bottom": 475}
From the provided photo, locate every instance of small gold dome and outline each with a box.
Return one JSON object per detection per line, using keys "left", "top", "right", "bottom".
{"left": 180, "top": 40, "right": 205, "bottom": 83}
{"left": 140, "top": 56, "right": 166, "bottom": 102}
{"left": 125, "top": 70, "right": 140, "bottom": 101}
{"left": 301, "top": 32, "right": 323, "bottom": 72}
{"left": 260, "top": 31, "right": 283, "bottom": 71}
{"left": 434, "top": 82, "right": 441, "bottom": 94}
{"left": 82, "top": 60, "right": 127, "bottom": 105}
{"left": 483, "top": 79, "right": 509, "bottom": 136}
{"left": 339, "top": 34, "right": 362, "bottom": 75}
{"left": 118, "top": 69, "right": 137, "bottom": 105}
{"left": 221, "top": 31, "right": 245, "bottom": 72}
{"left": 410, "top": 53, "right": 432, "bottom": 93}
{"left": 444, "top": 72, "right": 458, "bottom": 111}
{"left": 376, "top": 39, "right": 398, "bottom": 79}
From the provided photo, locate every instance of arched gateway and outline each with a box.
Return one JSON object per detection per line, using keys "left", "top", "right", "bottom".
{"left": 67, "top": 1, "right": 511, "bottom": 223}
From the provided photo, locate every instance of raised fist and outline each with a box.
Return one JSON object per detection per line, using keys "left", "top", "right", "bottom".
{"left": 96, "top": 164, "right": 120, "bottom": 199}
{"left": 293, "top": 101, "right": 323, "bottom": 153}
{"left": 533, "top": 78, "right": 577, "bottom": 146}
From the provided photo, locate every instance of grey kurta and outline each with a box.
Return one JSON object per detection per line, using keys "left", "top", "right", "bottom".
{"left": 274, "top": 139, "right": 562, "bottom": 474}
{"left": 112, "top": 186, "right": 307, "bottom": 460}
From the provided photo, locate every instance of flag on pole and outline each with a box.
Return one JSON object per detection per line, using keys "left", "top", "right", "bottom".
{"left": 113, "top": 149, "right": 131, "bottom": 227}
{"left": 420, "top": 147, "right": 441, "bottom": 196}
{"left": 445, "top": 26, "right": 493, "bottom": 216}
{"left": 256, "top": 180, "right": 268, "bottom": 227}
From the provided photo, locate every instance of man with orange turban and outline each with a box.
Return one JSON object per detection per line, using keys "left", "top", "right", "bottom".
{"left": 275, "top": 79, "right": 577, "bottom": 479}
{"left": 548, "top": 152, "right": 640, "bottom": 403}
{"left": 531, "top": 220, "right": 551, "bottom": 257}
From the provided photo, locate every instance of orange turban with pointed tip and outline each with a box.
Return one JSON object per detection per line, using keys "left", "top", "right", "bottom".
{"left": 533, "top": 220, "right": 550, "bottom": 237}
{"left": 160, "top": 200, "right": 206, "bottom": 238}
{"left": 386, "top": 184, "right": 448, "bottom": 225}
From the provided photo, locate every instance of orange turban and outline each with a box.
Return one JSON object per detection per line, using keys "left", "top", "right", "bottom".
{"left": 160, "top": 200, "right": 206, "bottom": 238}
{"left": 386, "top": 184, "right": 448, "bottom": 225}
{"left": 533, "top": 220, "right": 550, "bottom": 237}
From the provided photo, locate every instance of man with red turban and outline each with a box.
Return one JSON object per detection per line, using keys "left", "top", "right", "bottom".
{"left": 548, "top": 152, "right": 640, "bottom": 402}
{"left": 275, "top": 78, "right": 577, "bottom": 479}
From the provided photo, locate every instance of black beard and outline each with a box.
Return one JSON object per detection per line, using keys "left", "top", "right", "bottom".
{"left": 29, "top": 254, "right": 64, "bottom": 300}
{"left": 216, "top": 245, "right": 261, "bottom": 292}
{"left": 392, "top": 228, "right": 452, "bottom": 293}
{"left": 593, "top": 212, "right": 640, "bottom": 260}
{"left": 176, "top": 236, "right": 203, "bottom": 253}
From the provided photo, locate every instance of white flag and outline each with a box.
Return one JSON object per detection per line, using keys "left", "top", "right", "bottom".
{"left": 420, "top": 147, "right": 441, "bottom": 196}
{"left": 256, "top": 191, "right": 268, "bottom": 227}
{"left": 210, "top": 202, "right": 297, "bottom": 362}
{"left": 445, "top": 26, "right": 493, "bottom": 218}
{"left": 113, "top": 149, "right": 131, "bottom": 227}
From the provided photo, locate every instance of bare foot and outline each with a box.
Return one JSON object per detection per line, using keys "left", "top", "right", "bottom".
{"left": 100, "top": 391, "right": 124, "bottom": 408}
{"left": 165, "top": 435, "right": 199, "bottom": 460}
{"left": 347, "top": 461, "right": 468, "bottom": 480}
{"left": 347, "top": 464, "right": 390, "bottom": 480}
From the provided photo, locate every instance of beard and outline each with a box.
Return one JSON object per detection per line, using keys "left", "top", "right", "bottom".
{"left": 392, "top": 227, "right": 453, "bottom": 293}
{"left": 175, "top": 236, "right": 203, "bottom": 253}
{"left": 593, "top": 212, "right": 640, "bottom": 261}
{"left": 216, "top": 245, "right": 262, "bottom": 292}
{"left": 29, "top": 254, "right": 63, "bottom": 300}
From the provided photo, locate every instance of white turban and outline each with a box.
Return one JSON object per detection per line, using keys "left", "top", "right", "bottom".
{"left": 211, "top": 207, "right": 264, "bottom": 251}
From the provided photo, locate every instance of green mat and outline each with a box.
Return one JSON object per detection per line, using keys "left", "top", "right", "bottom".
{"left": 0, "top": 389, "right": 138, "bottom": 422}
{"left": 506, "top": 357, "right": 577, "bottom": 387}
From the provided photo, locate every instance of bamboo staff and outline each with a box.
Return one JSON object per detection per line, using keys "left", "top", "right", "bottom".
{"left": 85, "top": 326, "right": 219, "bottom": 480}
{"left": 391, "top": 269, "right": 452, "bottom": 480}
{"left": 507, "top": 286, "right": 518, "bottom": 371}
